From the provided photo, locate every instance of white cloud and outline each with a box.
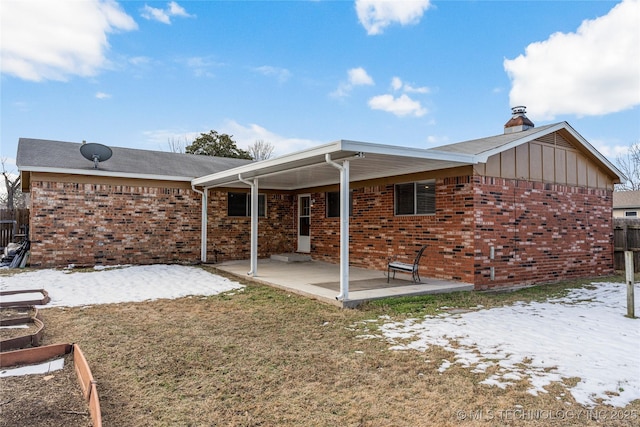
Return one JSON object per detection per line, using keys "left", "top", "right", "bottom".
{"left": 143, "top": 121, "right": 322, "bottom": 157}
{"left": 504, "top": 0, "right": 640, "bottom": 120}
{"left": 348, "top": 67, "right": 375, "bottom": 86}
{"left": 254, "top": 66, "right": 292, "bottom": 83}
{"left": 426, "top": 135, "right": 449, "bottom": 147}
{"left": 221, "top": 120, "right": 321, "bottom": 156}
{"left": 331, "top": 67, "right": 374, "bottom": 98}
{"left": 368, "top": 76, "right": 430, "bottom": 117}
{"left": 129, "top": 56, "right": 152, "bottom": 66}
{"left": 141, "top": 5, "right": 170, "bottom": 24}
{"left": 391, "top": 76, "right": 402, "bottom": 91}
{"left": 355, "top": 0, "right": 431, "bottom": 35}
{"left": 182, "top": 56, "right": 224, "bottom": 77}
{"left": 368, "top": 93, "right": 427, "bottom": 117}
{"left": 12, "top": 102, "right": 30, "bottom": 113}
{"left": 141, "top": 1, "right": 193, "bottom": 24}
{"left": 140, "top": 129, "right": 200, "bottom": 151}
{"left": 591, "top": 139, "right": 634, "bottom": 161}
{"left": 0, "top": 0, "right": 137, "bottom": 82}
{"left": 95, "top": 92, "right": 112, "bottom": 99}
{"left": 168, "top": 1, "right": 191, "bottom": 18}
{"left": 391, "top": 76, "right": 430, "bottom": 94}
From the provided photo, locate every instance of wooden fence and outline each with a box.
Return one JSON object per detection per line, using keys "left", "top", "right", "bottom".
{"left": 0, "top": 209, "right": 29, "bottom": 249}
{"left": 614, "top": 218, "right": 640, "bottom": 272}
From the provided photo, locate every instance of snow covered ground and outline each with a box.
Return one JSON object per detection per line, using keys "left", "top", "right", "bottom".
{"left": 366, "top": 282, "right": 640, "bottom": 408}
{"left": 0, "top": 264, "right": 243, "bottom": 307}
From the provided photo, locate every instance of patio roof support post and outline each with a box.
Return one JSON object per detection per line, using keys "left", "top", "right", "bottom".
{"left": 325, "top": 154, "right": 349, "bottom": 301}
{"left": 238, "top": 174, "right": 258, "bottom": 277}
{"left": 191, "top": 185, "right": 208, "bottom": 263}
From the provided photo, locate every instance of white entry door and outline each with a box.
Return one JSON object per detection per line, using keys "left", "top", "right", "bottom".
{"left": 297, "top": 194, "right": 311, "bottom": 253}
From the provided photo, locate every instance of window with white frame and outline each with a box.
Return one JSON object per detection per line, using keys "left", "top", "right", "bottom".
{"left": 625, "top": 211, "right": 638, "bottom": 217}
{"left": 394, "top": 180, "right": 436, "bottom": 215}
{"left": 228, "top": 192, "right": 266, "bottom": 217}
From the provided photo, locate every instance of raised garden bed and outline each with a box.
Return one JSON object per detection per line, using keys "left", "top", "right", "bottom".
{"left": 0, "top": 343, "right": 102, "bottom": 427}
{"left": 0, "top": 289, "right": 50, "bottom": 308}
{"left": 0, "top": 306, "right": 45, "bottom": 351}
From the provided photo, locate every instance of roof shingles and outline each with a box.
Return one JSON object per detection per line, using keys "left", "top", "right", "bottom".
{"left": 17, "top": 138, "right": 252, "bottom": 179}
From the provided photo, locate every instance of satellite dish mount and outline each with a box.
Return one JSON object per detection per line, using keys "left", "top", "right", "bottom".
{"left": 80, "top": 143, "right": 113, "bottom": 169}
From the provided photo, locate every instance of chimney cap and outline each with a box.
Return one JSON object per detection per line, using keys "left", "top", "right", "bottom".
{"left": 504, "top": 105, "right": 534, "bottom": 134}
{"left": 511, "top": 105, "right": 527, "bottom": 116}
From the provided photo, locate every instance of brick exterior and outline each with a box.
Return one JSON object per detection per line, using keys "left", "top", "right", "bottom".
{"left": 306, "top": 175, "right": 613, "bottom": 289}
{"left": 472, "top": 176, "right": 613, "bottom": 289}
{"left": 310, "top": 179, "right": 476, "bottom": 283}
{"left": 205, "top": 191, "right": 296, "bottom": 262}
{"left": 29, "top": 181, "right": 202, "bottom": 267}
{"left": 27, "top": 172, "right": 614, "bottom": 290}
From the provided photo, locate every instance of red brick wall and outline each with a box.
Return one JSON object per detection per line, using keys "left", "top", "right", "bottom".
{"left": 29, "top": 181, "right": 202, "bottom": 267}
{"left": 307, "top": 175, "right": 612, "bottom": 288}
{"left": 473, "top": 177, "right": 614, "bottom": 289}
{"left": 28, "top": 174, "right": 613, "bottom": 290}
{"left": 206, "top": 191, "right": 296, "bottom": 262}
{"left": 309, "top": 177, "right": 476, "bottom": 283}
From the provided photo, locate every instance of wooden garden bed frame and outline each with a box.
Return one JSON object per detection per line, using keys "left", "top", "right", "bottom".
{"left": 0, "top": 343, "right": 102, "bottom": 427}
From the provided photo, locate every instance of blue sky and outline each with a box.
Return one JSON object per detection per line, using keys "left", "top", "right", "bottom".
{"left": 1, "top": 0, "right": 639, "bottom": 175}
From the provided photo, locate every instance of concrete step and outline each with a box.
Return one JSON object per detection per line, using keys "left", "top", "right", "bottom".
{"left": 270, "top": 253, "right": 312, "bottom": 263}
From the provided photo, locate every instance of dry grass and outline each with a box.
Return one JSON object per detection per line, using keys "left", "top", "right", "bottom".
{"left": 0, "top": 353, "right": 91, "bottom": 427}
{"left": 3, "top": 269, "right": 639, "bottom": 426}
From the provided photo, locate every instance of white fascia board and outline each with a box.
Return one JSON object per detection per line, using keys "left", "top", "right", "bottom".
{"left": 19, "top": 166, "right": 193, "bottom": 182}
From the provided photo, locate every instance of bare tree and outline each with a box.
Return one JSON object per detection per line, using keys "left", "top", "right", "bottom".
{"left": 615, "top": 142, "right": 640, "bottom": 191}
{"left": 167, "top": 136, "right": 189, "bottom": 153}
{"left": 247, "top": 139, "right": 275, "bottom": 161}
{"left": 1, "top": 158, "right": 25, "bottom": 209}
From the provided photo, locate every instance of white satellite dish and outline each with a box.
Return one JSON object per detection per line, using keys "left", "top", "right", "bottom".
{"left": 80, "top": 143, "right": 113, "bottom": 169}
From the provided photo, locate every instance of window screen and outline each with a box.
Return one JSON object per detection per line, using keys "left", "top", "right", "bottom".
{"left": 394, "top": 180, "right": 435, "bottom": 215}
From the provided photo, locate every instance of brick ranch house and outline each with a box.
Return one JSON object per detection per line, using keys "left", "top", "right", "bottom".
{"left": 17, "top": 108, "right": 623, "bottom": 297}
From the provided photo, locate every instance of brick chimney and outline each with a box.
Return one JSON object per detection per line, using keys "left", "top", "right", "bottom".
{"left": 504, "top": 106, "right": 534, "bottom": 134}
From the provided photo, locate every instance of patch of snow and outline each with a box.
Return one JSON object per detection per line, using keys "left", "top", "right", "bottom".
{"left": 0, "top": 291, "right": 45, "bottom": 304}
{"left": 0, "top": 324, "right": 29, "bottom": 329}
{"left": 0, "top": 357, "right": 64, "bottom": 378}
{"left": 378, "top": 282, "right": 640, "bottom": 408}
{"left": 0, "top": 264, "right": 243, "bottom": 308}
{"left": 438, "top": 359, "right": 451, "bottom": 373}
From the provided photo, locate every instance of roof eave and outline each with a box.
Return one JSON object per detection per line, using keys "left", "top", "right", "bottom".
{"left": 18, "top": 166, "right": 194, "bottom": 182}
{"left": 192, "top": 140, "right": 478, "bottom": 189}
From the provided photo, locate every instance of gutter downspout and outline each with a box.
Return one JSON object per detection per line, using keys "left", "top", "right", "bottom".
{"left": 191, "top": 185, "right": 208, "bottom": 263}
{"left": 238, "top": 174, "right": 258, "bottom": 277}
{"left": 325, "top": 154, "right": 349, "bottom": 301}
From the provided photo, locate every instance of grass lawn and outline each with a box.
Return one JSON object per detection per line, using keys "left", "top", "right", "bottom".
{"left": 3, "top": 268, "right": 639, "bottom": 426}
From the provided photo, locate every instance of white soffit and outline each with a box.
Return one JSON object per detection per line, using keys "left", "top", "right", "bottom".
{"left": 192, "top": 140, "right": 476, "bottom": 190}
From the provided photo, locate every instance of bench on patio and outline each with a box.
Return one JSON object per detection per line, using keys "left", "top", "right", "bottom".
{"left": 387, "top": 244, "right": 428, "bottom": 283}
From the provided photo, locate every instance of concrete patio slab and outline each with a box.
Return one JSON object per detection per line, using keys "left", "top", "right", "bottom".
{"left": 213, "top": 258, "right": 474, "bottom": 308}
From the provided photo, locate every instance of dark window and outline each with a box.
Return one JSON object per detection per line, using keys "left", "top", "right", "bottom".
{"left": 394, "top": 180, "right": 436, "bottom": 215}
{"left": 228, "top": 192, "right": 266, "bottom": 217}
{"left": 625, "top": 211, "right": 638, "bottom": 217}
{"left": 326, "top": 191, "right": 353, "bottom": 217}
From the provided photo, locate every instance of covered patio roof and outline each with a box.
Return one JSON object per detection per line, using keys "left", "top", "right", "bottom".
{"left": 191, "top": 139, "right": 479, "bottom": 190}
{"left": 191, "top": 139, "right": 481, "bottom": 303}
